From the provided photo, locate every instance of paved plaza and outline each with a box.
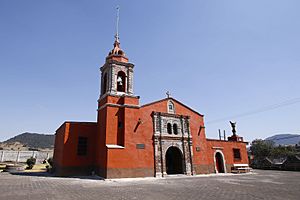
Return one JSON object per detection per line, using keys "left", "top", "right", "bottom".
{"left": 0, "top": 170, "right": 299, "bottom": 200}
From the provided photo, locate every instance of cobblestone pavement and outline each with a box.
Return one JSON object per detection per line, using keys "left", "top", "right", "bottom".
{"left": 0, "top": 170, "right": 299, "bottom": 200}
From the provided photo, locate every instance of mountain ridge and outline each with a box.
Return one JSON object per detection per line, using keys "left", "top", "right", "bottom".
{"left": 1, "top": 132, "right": 55, "bottom": 150}
{"left": 265, "top": 133, "right": 300, "bottom": 146}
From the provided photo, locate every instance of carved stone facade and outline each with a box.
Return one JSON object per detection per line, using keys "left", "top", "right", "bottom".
{"left": 152, "top": 112, "right": 195, "bottom": 177}
{"left": 100, "top": 60, "right": 134, "bottom": 97}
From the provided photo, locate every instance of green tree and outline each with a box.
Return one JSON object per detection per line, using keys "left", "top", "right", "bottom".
{"left": 249, "top": 139, "right": 275, "bottom": 168}
{"left": 270, "top": 145, "right": 297, "bottom": 158}
{"left": 250, "top": 139, "right": 275, "bottom": 160}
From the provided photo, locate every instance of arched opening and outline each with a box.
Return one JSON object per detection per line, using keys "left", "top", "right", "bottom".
{"left": 102, "top": 73, "right": 107, "bottom": 95}
{"left": 215, "top": 152, "right": 225, "bottom": 173}
{"left": 117, "top": 71, "right": 126, "bottom": 92}
{"left": 166, "top": 146, "right": 183, "bottom": 174}
{"left": 173, "top": 124, "right": 178, "bottom": 135}
{"left": 167, "top": 123, "right": 172, "bottom": 134}
{"left": 167, "top": 101, "right": 175, "bottom": 114}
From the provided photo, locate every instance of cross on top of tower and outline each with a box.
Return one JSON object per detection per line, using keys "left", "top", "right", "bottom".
{"left": 115, "top": 6, "right": 120, "bottom": 43}
{"left": 106, "top": 6, "right": 128, "bottom": 63}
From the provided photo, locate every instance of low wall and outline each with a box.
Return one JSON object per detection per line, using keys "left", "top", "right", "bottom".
{"left": 0, "top": 150, "right": 53, "bottom": 163}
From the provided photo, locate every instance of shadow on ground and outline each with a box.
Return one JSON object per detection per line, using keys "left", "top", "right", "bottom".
{"left": 8, "top": 171, "right": 104, "bottom": 180}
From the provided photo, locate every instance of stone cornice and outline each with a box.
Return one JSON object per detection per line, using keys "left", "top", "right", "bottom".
{"left": 152, "top": 111, "right": 190, "bottom": 119}
{"left": 97, "top": 103, "right": 140, "bottom": 111}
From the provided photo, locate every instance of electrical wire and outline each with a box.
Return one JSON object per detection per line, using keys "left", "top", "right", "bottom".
{"left": 207, "top": 97, "right": 300, "bottom": 124}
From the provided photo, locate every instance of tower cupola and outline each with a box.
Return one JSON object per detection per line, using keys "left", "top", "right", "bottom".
{"left": 106, "top": 36, "right": 129, "bottom": 63}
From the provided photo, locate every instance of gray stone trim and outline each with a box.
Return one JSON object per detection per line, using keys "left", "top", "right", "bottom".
{"left": 99, "top": 60, "right": 135, "bottom": 98}
{"left": 97, "top": 103, "right": 140, "bottom": 111}
{"left": 152, "top": 112, "right": 194, "bottom": 177}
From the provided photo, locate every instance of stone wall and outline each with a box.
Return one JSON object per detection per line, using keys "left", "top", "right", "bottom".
{"left": 0, "top": 150, "right": 53, "bottom": 163}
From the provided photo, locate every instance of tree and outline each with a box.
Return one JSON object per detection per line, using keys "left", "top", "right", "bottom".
{"left": 26, "top": 157, "right": 36, "bottom": 169}
{"left": 250, "top": 139, "right": 298, "bottom": 168}
{"left": 250, "top": 139, "right": 275, "bottom": 160}
{"left": 249, "top": 139, "right": 275, "bottom": 168}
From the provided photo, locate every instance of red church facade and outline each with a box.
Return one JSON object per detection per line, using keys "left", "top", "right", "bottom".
{"left": 53, "top": 36, "right": 249, "bottom": 178}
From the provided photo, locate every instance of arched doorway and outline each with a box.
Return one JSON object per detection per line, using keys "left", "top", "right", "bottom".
{"left": 215, "top": 152, "right": 225, "bottom": 173}
{"left": 166, "top": 146, "right": 183, "bottom": 174}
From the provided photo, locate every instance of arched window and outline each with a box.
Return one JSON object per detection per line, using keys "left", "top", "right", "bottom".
{"left": 167, "top": 100, "right": 175, "bottom": 114}
{"left": 102, "top": 73, "right": 107, "bottom": 95}
{"left": 173, "top": 124, "right": 178, "bottom": 135}
{"left": 167, "top": 123, "right": 172, "bottom": 134}
{"left": 117, "top": 71, "right": 126, "bottom": 92}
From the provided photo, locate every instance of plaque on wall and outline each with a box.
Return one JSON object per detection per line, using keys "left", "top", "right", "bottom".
{"left": 136, "top": 144, "right": 145, "bottom": 149}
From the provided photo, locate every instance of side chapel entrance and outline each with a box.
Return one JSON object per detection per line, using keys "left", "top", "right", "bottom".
{"left": 215, "top": 152, "right": 225, "bottom": 173}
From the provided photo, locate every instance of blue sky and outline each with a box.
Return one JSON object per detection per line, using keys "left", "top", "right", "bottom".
{"left": 0, "top": 0, "right": 300, "bottom": 142}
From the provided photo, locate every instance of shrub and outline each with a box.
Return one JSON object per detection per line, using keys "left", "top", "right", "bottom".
{"left": 26, "top": 157, "right": 36, "bottom": 169}
{"left": 47, "top": 157, "right": 53, "bottom": 167}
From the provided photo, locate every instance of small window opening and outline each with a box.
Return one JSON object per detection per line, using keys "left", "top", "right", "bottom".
{"left": 233, "top": 148, "right": 241, "bottom": 160}
{"left": 118, "top": 121, "right": 123, "bottom": 129}
{"left": 77, "top": 137, "right": 88, "bottom": 156}
{"left": 167, "top": 123, "right": 172, "bottom": 134}
{"left": 173, "top": 124, "right": 178, "bottom": 135}
{"left": 167, "top": 101, "right": 175, "bottom": 114}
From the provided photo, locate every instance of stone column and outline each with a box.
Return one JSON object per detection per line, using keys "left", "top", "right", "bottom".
{"left": 186, "top": 117, "right": 195, "bottom": 175}
{"left": 0, "top": 151, "right": 4, "bottom": 162}
{"left": 161, "top": 141, "right": 167, "bottom": 177}
{"left": 110, "top": 65, "right": 116, "bottom": 93}
{"left": 154, "top": 137, "right": 162, "bottom": 177}
{"left": 127, "top": 68, "right": 134, "bottom": 95}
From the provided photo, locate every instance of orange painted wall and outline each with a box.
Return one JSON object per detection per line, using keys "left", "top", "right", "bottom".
{"left": 105, "top": 98, "right": 209, "bottom": 170}
{"left": 54, "top": 96, "right": 249, "bottom": 177}
{"left": 53, "top": 124, "right": 66, "bottom": 167}
{"left": 53, "top": 122, "right": 97, "bottom": 168}
{"left": 206, "top": 139, "right": 249, "bottom": 165}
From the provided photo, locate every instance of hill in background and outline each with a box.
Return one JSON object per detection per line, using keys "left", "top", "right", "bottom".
{"left": 1, "top": 132, "right": 55, "bottom": 150}
{"left": 265, "top": 134, "right": 300, "bottom": 146}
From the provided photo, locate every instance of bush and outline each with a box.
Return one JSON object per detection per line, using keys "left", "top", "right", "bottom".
{"left": 47, "top": 157, "right": 53, "bottom": 167}
{"left": 26, "top": 157, "right": 36, "bottom": 169}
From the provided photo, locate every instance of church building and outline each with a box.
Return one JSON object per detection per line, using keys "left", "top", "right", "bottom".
{"left": 53, "top": 34, "right": 249, "bottom": 178}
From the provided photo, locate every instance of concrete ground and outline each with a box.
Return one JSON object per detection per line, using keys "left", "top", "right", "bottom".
{"left": 0, "top": 170, "right": 299, "bottom": 200}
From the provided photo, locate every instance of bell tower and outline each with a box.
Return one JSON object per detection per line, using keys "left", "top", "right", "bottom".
{"left": 99, "top": 6, "right": 134, "bottom": 99}
{"left": 96, "top": 18, "right": 140, "bottom": 176}
{"left": 99, "top": 36, "right": 134, "bottom": 99}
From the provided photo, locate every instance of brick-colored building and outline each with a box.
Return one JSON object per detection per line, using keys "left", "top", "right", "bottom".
{"left": 53, "top": 36, "right": 249, "bottom": 178}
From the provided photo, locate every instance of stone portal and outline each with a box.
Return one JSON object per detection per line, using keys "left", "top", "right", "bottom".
{"left": 152, "top": 111, "right": 194, "bottom": 177}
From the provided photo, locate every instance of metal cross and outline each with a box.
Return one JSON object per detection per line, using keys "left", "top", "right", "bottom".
{"left": 166, "top": 91, "right": 171, "bottom": 98}
{"left": 115, "top": 6, "right": 120, "bottom": 41}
